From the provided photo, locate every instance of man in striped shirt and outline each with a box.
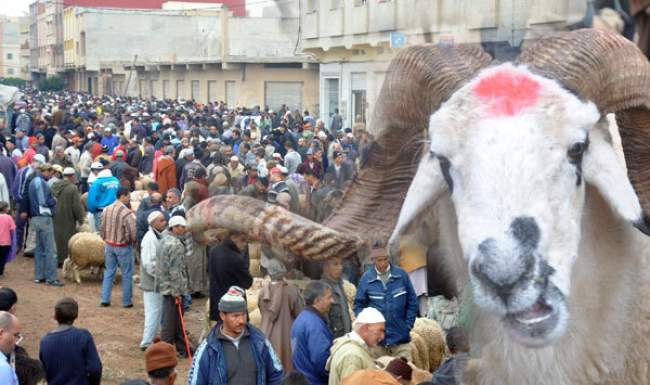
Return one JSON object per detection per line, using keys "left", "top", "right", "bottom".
{"left": 100, "top": 186, "right": 137, "bottom": 308}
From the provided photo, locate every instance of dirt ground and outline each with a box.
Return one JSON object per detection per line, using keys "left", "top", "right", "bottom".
{"left": 0, "top": 253, "right": 207, "bottom": 385}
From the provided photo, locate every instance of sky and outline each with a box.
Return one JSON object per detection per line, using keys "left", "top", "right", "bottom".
{"left": 3, "top": 0, "right": 31, "bottom": 16}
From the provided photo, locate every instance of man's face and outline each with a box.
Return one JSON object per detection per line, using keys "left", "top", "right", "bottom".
{"left": 171, "top": 225, "right": 186, "bottom": 235}
{"left": 314, "top": 288, "right": 334, "bottom": 314}
{"left": 298, "top": 138, "right": 305, "bottom": 147}
{"left": 210, "top": 126, "right": 217, "bottom": 135}
{"left": 221, "top": 311, "right": 247, "bottom": 335}
{"left": 16, "top": 131, "right": 23, "bottom": 138}
{"left": 335, "top": 155, "right": 343, "bottom": 166}
{"left": 231, "top": 233, "right": 248, "bottom": 251}
{"left": 230, "top": 160, "right": 238, "bottom": 168}
{"left": 0, "top": 316, "right": 20, "bottom": 355}
{"left": 374, "top": 255, "right": 390, "bottom": 273}
{"left": 224, "top": 147, "right": 233, "bottom": 157}
{"left": 38, "top": 136, "right": 45, "bottom": 144}
{"left": 362, "top": 322, "right": 385, "bottom": 347}
{"left": 119, "top": 193, "right": 131, "bottom": 205}
{"left": 166, "top": 192, "right": 180, "bottom": 206}
{"left": 323, "top": 257, "right": 343, "bottom": 281}
{"left": 6, "top": 142, "right": 14, "bottom": 151}
{"left": 152, "top": 216, "right": 167, "bottom": 231}
{"left": 55, "top": 149, "right": 64, "bottom": 158}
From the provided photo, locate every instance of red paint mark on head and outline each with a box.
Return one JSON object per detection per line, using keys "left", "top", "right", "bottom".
{"left": 473, "top": 69, "right": 541, "bottom": 117}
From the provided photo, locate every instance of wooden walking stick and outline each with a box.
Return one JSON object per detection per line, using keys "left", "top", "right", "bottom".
{"left": 175, "top": 297, "right": 193, "bottom": 360}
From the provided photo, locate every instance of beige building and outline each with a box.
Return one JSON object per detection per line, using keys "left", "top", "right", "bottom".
{"left": 30, "top": 0, "right": 64, "bottom": 81}
{"left": 0, "top": 16, "right": 30, "bottom": 80}
{"left": 62, "top": 5, "right": 318, "bottom": 112}
{"left": 300, "top": 0, "right": 589, "bottom": 130}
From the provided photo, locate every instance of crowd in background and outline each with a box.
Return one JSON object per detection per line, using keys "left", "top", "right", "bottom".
{"left": 0, "top": 90, "right": 466, "bottom": 385}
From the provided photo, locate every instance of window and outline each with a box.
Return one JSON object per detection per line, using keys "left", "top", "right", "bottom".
{"left": 207, "top": 80, "right": 217, "bottom": 103}
{"left": 162, "top": 80, "right": 170, "bottom": 99}
{"left": 353, "top": 0, "right": 367, "bottom": 5}
{"left": 150, "top": 80, "right": 157, "bottom": 98}
{"left": 225, "top": 81, "right": 236, "bottom": 107}
{"left": 191, "top": 80, "right": 200, "bottom": 100}
{"left": 7, "top": 68, "right": 14, "bottom": 75}
{"left": 139, "top": 79, "right": 146, "bottom": 97}
{"left": 307, "top": 0, "right": 317, "bottom": 13}
{"left": 330, "top": 0, "right": 340, "bottom": 9}
{"left": 265, "top": 81, "right": 303, "bottom": 112}
{"left": 325, "top": 78, "right": 339, "bottom": 121}
{"left": 176, "top": 80, "right": 185, "bottom": 99}
{"left": 6, "top": 53, "right": 13, "bottom": 60}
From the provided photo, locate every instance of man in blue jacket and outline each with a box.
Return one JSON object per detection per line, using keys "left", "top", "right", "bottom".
{"left": 353, "top": 242, "right": 417, "bottom": 360}
{"left": 291, "top": 280, "right": 334, "bottom": 385}
{"left": 19, "top": 163, "right": 63, "bottom": 286}
{"left": 187, "top": 286, "right": 283, "bottom": 385}
{"left": 86, "top": 164, "right": 119, "bottom": 231}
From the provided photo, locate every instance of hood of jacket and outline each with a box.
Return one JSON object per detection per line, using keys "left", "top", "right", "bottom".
{"left": 51, "top": 179, "right": 72, "bottom": 197}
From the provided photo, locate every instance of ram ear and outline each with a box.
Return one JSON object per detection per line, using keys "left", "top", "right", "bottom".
{"left": 583, "top": 122, "right": 650, "bottom": 234}
{"left": 388, "top": 154, "right": 448, "bottom": 261}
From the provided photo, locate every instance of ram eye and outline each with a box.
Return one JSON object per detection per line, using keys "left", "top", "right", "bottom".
{"left": 568, "top": 139, "right": 589, "bottom": 161}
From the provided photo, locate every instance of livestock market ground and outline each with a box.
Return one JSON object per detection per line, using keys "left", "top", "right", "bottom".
{"left": 0, "top": 254, "right": 207, "bottom": 385}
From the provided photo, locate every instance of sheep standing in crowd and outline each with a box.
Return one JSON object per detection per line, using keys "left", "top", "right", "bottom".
{"left": 63, "top": 232, "right": 106, "bottom": 284}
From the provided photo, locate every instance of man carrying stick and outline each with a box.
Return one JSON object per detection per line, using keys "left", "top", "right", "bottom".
{"left": 157, "top": 215, "right": 191, "bottom": 358}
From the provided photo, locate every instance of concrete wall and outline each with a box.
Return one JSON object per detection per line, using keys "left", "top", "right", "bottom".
{"left": 80, "top": 9, "right": 222, "bottom": 71}
{"left": 302, "top": 0, "right": 588, "bottom": 50}
{"left": 124, "top": 64, "right": 319, "bottom": 111}
{"left": 246, "top": 0, "right": 299, "bottom": 18}
{"left": 227, "top": 17, "right": 301, "bottom": 60}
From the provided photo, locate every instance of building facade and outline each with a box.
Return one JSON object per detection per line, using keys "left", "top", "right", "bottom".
{"left": 300, "top": 0, "right": 589, "bottom": 131}
{"left": 0, "top": 16, "right": 29, "bottom": 80}
{"left": 30, "top": 0, "right": 249, "bottom": 84}
{"left": 63, "top": 6, "right": 318, "bottom": 111}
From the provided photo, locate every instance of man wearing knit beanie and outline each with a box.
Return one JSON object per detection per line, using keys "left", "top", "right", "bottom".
{"left": 144, "top": 337, "right": 178, "bottom": 385}
{"left": 187, "top": 286, "right": 284, "bottom": 385}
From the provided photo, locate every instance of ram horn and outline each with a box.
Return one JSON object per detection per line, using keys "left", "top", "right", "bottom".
{"left": 187, "top": 195, "right": 363, "bottom": 261}
{"left": 517, "top": 28, "right": 650, "bottom": 232}
{"left": 324, "top": 44, "right": 492, "bottom": 243}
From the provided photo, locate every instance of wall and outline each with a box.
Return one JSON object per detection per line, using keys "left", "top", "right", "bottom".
{"left": 113, "top": 64, "right": 319, "bottom": 112}
{"left": 63, "top": 0, "right": 247, "bottom": 16}
{"left": 226, "top": 17, "right": 301, "bottom": 60}
{"left": 75, "top": 8, "right": 222, "bottom": 71}
{"left": 302, "top": 0, "right": 588, "bottom": 50}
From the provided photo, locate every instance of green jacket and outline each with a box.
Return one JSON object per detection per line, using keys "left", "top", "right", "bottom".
{"left": 156, "top": 231, "right": 189, "bottom": 297}
{"left": 325, "top": 332, "right": 375, "bottom": 385}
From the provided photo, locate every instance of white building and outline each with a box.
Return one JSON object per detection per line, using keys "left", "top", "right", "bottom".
{"left": 63, "top": 5, "right": 319, "bottom": 111}
{"left": 300, "top": 0, "right": 589, "bottom": 131}
{"left": 0, "top": 16, "right": 30, "bottom": 80}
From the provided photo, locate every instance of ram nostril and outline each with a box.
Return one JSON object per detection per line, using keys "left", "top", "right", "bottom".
{"left": 510, "top": 216, "right": 540, "bottom": 251}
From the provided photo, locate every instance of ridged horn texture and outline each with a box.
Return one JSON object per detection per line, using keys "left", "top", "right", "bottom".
{"left": 517, "top": 29, "right": 650, "bottom": 219}
{"left": 323, "top": 45, "right": 492, "bottom": 241}
{"left": 187, "top": 195, "right": 362, "bottom": 261}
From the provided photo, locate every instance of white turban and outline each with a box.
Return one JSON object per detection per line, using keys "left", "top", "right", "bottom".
{"left": 353, "top": 307, "right": 386, "bottom": 326}
{"left": 147, "top": 211, "right": 164, "bottom": 225}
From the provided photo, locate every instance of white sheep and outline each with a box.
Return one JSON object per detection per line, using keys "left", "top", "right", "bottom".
{"left": 390, "top": 31, "right": 650, "bottom": 384}
{"left": 63, "top": 232, "right": 105, "bottom": 284}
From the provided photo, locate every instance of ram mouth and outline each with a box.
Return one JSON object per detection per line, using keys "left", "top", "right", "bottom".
{"left": 504, "top": 295, "right": 562, "bottom": 347}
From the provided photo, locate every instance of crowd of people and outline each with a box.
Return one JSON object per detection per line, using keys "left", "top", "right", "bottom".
{"left": 0, "top": 90, "right": 467, "bottom": 385}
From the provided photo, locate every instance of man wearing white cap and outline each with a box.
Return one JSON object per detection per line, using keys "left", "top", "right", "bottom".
{"left": 139, "top": 211, "right": 168, "bottom": 350}
{"left": 157, "top": 215, "right": 190, "bottom": 355}
{"left": 51, "top": 167, "right": 84, "bottom": 266}
{"left": 227, "top": 155, "right": 245, "bottom": 190}
{"left": 326, "top": 307, "right": 386, "bottom": 385}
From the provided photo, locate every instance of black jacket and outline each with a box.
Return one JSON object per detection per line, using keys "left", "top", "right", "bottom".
{"left": 208, "top": 238, "right": 253, "bottom": 321}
